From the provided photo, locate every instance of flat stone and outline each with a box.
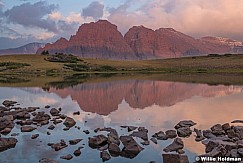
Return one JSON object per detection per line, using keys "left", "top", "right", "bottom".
{"left": 63, "top": 117, "right": 76, "bottom": 128}
{"left": 73, "top": 148, "right": 81, "bottom": 156}
{"left": 31, "top": 134, "right": 39, "bottom": 139}
{"left": 2, "top": 100, "right": 17, "bottom": 107}
{"left": 108, "top": 143, "right": 121, "bottom": 156}
{"left": 211, "top": 124, "right": 225, "bottom": 136}
{"left": 50, "top": 108, "right": 60, "bottom": 116}
{"left": 0, "top": 137, "right": 18, "bottom": 152}
{"left": 88, "top": 135, "right": 108, "bottom": 149}
{"left": 39, "top": 158, "right": 59, "bottom": 163}
{"left": 203, "top": 130, "right": 216, "bottom": 139}
{"left": 150, "top": 137, "right": 157, "bottom": 144}
{"left": 73, "top": 111, "right": 80, "bottom": 115}
{"left": 48, "top": 125, "right": 55, "bottom": 130}
{"left": 60, "top": 154, "right": 73, "bottom": 160}
{"left": 177, "top": 126, "right": 192, "bottom": 137}
{"left": 231, "top": 120, "right": 243, "bottom": 124}
{"left": 163, "top": 138, "right": 184, "bottom": 153}
{"left": 0, "top": 128, "right": 12, "bottom": 135}
{"left": 120, "top": 135, "right": 144, "bottom": 159}
{"left": 152, "top": 131, "right": 168, "bottom": 140}
{"left": 194, "top": 128, "right": 205, "bottom": 141}
{"left": 162, "top": 154, "right": 189, "bottom": 163}
{"left": 222, "top": 123, "right": 231, "bottom": 131}
{"left": 165, "top": 130, "right": 177, "bottom": 139}
{"left": 174, "top": 120, "right": 196, "bottom": 129}
{"left": 51, "top": 140, "right": 68, "bottom": 151}
{"left": 32, "top": 112, "right": 51, "bottom": 123}
{"left": 83, "top": 130, "right": 90, "bottom": 134}
{"left": 21, "top": 126, "right": 36, "bottom": 132}
{"left": 69, "top": 139, "right": 82, "bottom": 145}
{"left": 100, "top": 151, "right": 111, "bottom": 162}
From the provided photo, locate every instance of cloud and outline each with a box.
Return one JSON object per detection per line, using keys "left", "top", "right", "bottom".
{"left": 4, "top": 1, "right": 58, "bottom": 33}
{"left": 82, "top": 1, "right": 104, "bottom": 20}
{"left": 36, "top": 31, "right": 55, "bottom": 40}
{"left": 48, "top": 11, "right": 62, "bottom": 21}
{"left": 66, "top": 12, "right": 84, "bottom": 24}
{"left": 107, "top": 0, "right": 243, "bottom": 40}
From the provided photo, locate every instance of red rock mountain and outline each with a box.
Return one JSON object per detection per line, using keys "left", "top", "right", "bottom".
{"left": 37, "top": 20, "right": 243, "bottom": 59}
{"left": 37, "top": 20, "right": 136, "bottom": 60}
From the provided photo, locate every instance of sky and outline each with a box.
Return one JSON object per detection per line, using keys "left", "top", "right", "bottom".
{"left": 0, "top": 0, "right": 243, "bottom": 49}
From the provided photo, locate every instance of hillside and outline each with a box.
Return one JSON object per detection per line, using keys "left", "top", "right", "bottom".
{"left": 0, "top": 43, "right": 45, "bottom": 55}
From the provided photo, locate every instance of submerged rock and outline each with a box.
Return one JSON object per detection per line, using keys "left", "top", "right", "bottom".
{"left": 152, "top": 131, "right": 168, "bottom": 140}
{"left": 83, "top": 130, "right": 90, "bottom": 134}
{"left": 231, "top": 120, "right": 243, "bottom": 124}
{"left": 50, "top": 139, "right": 68, "bottom": 151}
{"left": 0, "top": 137, "right": 18, "bottom": 152}
{"left": 0, "top": 116, "right": 14, "bottom": 132}
{"left": 73, "top": 111, "right": 80, "bottom": 115}
{"left": 21, "top": 126, "right": 36, "bottom": 132}
{"left": 39, "top": 158, "right": 59, "bottom": 163}
{"left": 211, "top": 124, "right": 225, "bottom": 136}
{"left": 2, "top": 100, "right": 17, "bottom": 107}
{"left": 100, "top": 151, "right": 111, "bottom": 162}
{"left": 74, "top": 147, "right": 81, "bottom": 156}
{"left": 163, "top": 138, "right": 184, "bottom": 153}
{"left": 150, "top": 137, "right": 157, "bottom": 144}
{"left": 108, "top": 143, "right": 121, "bottom": 156}
{"left": 47, "top": 125, "right": 55, "bottom": 130}
{"left": 177, "top": 126, "right": 192, "bottom": 137}
{"left": 69, "top": 139, "right": 82, "bottom": 145}
{"left": 130, "top": 127, "right": 148, "bottom": 141}
{"left": 194, "top": 128, "right": 205, "bottom": 141}
{"left": 32, "top": 112, "right": 51, "bottom": 123}
{"left": 63, "top": 117, "right": 76, "bottom": 128}
{"left": 31, "top": 134, "right": 39, "bottom": 139}
{"left": 60, "top": 154, "right": 73, "bottom": 160}
{"left": 162, "top": 154, "right": 189, "bottom": 163}
{"left": 120, "top": 135, "right": 144, "bottom": 159}
{"left": 174, "top": 120, "right": 196, "bottom": 129}
{"left": 88, "top": 135, "right": 108, "bottom": 149}
{"left": 50, "top": 108, "right": 60, "bottom": 116}
{"left": 165, "top": 130, "right": 177, "bottom": 139}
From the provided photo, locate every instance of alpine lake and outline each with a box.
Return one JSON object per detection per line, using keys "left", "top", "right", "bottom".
{"left": 0, "top": 73, "right": 243, "bottom": 163}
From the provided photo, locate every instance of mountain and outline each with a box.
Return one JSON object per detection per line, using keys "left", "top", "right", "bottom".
{"left": 37, "top": 20, "right": 136, "bottom": 60}
{"left": 0, "top": 42, "right": 45, "bottom": 55}
{"left": 37, "top": 20, "right": 243, "bottom": 60}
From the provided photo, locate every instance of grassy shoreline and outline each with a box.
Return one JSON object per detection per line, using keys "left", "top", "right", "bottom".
{"left": 1, "top": 54, "right": 243, "bottom": 87}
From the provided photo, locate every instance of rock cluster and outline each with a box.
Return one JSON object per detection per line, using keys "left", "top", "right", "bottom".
{"left": 1, "top": 100, "right": 243, "bottom": 163}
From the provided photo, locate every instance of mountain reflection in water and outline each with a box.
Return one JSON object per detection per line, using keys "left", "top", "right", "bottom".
{"left": 49, "top": 80, "right": 242, "bottom": 115}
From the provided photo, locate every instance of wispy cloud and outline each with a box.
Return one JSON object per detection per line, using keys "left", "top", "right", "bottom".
{"left": 4, "top": 1, "right": 58, "bottom": 33}
{"left": 82, "top": 1, "right": 104, "bottom": 21}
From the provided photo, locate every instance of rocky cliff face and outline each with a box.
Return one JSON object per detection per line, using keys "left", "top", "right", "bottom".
{"left": 37, "top": 20, "right": 136, "bottom": 60}
{"left": 37, "top": 20, "right": 243, "bottom": 60}
{"left": 0, "top": 43, "right": 45, "bottom": 55}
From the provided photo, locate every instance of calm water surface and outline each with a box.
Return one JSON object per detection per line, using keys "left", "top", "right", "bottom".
{"left": 1, "top": 79, "right": 243, "bottom": 163}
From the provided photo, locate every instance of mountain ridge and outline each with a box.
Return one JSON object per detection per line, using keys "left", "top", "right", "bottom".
{"left": 0, "top": 42, "right": 45, "bottom": 55}
{"left": 6, "top": 20, "right": 243, "bottom": 59}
